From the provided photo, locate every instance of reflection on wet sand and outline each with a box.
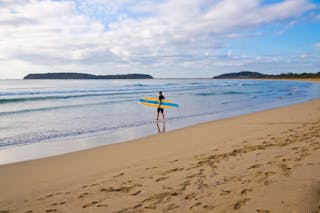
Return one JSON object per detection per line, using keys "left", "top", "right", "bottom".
{"left": 156, "top": 122, "right": 166, "bottom": 133}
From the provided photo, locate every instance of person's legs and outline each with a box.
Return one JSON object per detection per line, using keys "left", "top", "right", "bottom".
{"left": 161, "top": 110, "right": 165, "bottom": 122}
{"left": 156, "top": 109, "right": 160, "bottom": 121}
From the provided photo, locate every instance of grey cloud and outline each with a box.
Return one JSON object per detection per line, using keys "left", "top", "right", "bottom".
{"left": 0, "top": 0, "right": 30, "bottom": 7}
{"left": 0, "top": 17, "right": 38, "bottom": 26}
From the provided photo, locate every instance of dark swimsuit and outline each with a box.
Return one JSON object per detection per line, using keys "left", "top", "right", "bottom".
{"left": 157, "top": 95, "right": 165, "bottom": 113}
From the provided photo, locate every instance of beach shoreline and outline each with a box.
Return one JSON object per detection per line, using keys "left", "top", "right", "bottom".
{"left": 0, "top": 97, "right": 319, "bottom": 212}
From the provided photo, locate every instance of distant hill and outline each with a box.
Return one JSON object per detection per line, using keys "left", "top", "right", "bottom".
{"left": 213, "top": 71, "right": 264, "bottom": 79}
{"left": 24, "top": 73, "right": 153, "bottom": 79}
{"left": 213, "top": 71, "right": 320, "bottom": 79}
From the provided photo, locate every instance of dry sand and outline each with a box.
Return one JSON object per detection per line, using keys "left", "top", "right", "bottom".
{"left": 0, "top": 99, "right": 319, "bottom": 213}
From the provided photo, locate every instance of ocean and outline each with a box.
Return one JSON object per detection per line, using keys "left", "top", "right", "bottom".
{"left": 0, "top": 79, "right": 319, "bottom": 164}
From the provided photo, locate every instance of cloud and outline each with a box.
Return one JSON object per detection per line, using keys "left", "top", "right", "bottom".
{"left": 0, "top": 0, "right": 317, "bottom": 78}
{"left": 315, "top": 43, "right": 320, "bottom": 50}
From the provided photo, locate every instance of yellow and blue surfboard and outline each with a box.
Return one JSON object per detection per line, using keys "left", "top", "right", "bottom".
{"left": 139, "top": 97, "right": 178, "bottom": 109}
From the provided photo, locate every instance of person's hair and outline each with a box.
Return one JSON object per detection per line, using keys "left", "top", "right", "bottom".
{"left": 159, "top": 91, "right": 162, "bottom": 94}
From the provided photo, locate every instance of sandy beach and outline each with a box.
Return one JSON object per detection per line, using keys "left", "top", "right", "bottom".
{"left": 0, "top": 98, "right": 319, "bottom": 212}
{"left": 2, "top": 0, "right": 320, "bottom": 211}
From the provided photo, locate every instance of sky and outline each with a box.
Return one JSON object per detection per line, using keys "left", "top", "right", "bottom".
{"left": 0, "top": 0, "right": 319, "bottom": 79}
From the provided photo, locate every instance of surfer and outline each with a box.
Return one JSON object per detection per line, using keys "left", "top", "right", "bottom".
{"left": 156, "top": 91, "right": 165, "bottom": 122}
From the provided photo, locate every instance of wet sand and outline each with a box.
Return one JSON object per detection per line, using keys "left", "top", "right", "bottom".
{"left": 0, "top": 98, "right": 319, "bottom": 212}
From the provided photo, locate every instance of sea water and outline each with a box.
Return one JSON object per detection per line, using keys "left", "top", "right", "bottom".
{"left": 0, "top": 79, "right": 319, "bottom": 164}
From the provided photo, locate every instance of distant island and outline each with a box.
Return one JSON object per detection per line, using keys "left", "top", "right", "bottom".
{"left": 213, "top": 71, "right": 320, "bottom": 79}
{"left": 23, "top": 73, "right": 153, "bottom": 79}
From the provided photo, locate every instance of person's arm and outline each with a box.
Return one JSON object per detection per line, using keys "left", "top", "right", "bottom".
{"left": 158, "top": 97, "right": 161, "bottom": 108}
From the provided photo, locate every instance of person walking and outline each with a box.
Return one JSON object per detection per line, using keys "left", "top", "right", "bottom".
{"left": 156, "top": 91, "right": 165, "bottom": 122}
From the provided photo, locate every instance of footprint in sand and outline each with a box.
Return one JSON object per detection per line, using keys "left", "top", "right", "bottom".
{"left": 264, "top": 180, "right": 273, "bottom": 186}
{"left": 190, "top": 202, "right": 202, "bottom": 209}
{"left": 155, "top": 176, "right": 168, "bottom": 182}
{"left": 248, "top": 164, "right": 262, "bottom": 169}
{"left": 51, "top": 201, "right": 66, "bottom": 206}
{"left": 180, "top": 180, "right": 190, "bottom": 191}
{"left": 37, "top": 194, "right": 53, "bottom": 201}
{"left": 255, "top": 171, "right": 275, "bottom": 184}
{"left": 163, "top": 167, "right": 184, "bottom": 175}
{"left": 184, "top": 192, "right": 197, "bottom": 200}
{"left": 233, "top": 198, "right": 250, "bottom": 210}
{"left": 240, "top": 188, "right": 253, "bottom": 195}
{"left": 166, "top": 203, "right": 179, "bottom": 211}
{"left": 113, "top": 172, "right": 124, "bottom": 177}
{"left": 45, "top": 194, "right": 53, "bottom": 199}
{"left": 294, "top": 157, "right": 302, "bottom": 162}
{"left": 279, "top": 164, "right": 291, "bottom": 176}
{"left": 79, "top": 192, "right": 89, "bottom": 198}
{"left": 291, "top": 147, "right": 300, "bottom": 151}
{"left": 45, "top": 209, "right": 57, "bottom": 212}
{"left": 219, "top": 190, "right": 232, "bottom": 196}
{"left": 202, "top": 204, "right": 215, "bottom": 210}
{"left": 145, "top": 166, "right": 158, "bottom": 170}
{"left": 163, "top": 186, "right": 173, "bottom": 190}
{"left": 256, "top": 210, "right": 270, "bottom": 213}
{"left": 130, "top": 190, "right": 141, "bottom": 196}
{"left": 264, "top": 171, "right": 276, "bottom": 177}
{"left": 144, "top": 205, "right": 156, "bottom": 210}
{"left": 186, "top": 173, "right": 198, "bottom": 179}
{"left": 96, "top": 204, "right": 108, "bottom": 208}
{"left": 82, "top": 201, "right": 101, "bottom": 208}
{"left": 241, "top": 179, "right": 252, "bottom": 185}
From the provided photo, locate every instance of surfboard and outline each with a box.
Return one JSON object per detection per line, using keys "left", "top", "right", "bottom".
{"left": 139, "top": 97, "right": 178, "bottom": 109}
